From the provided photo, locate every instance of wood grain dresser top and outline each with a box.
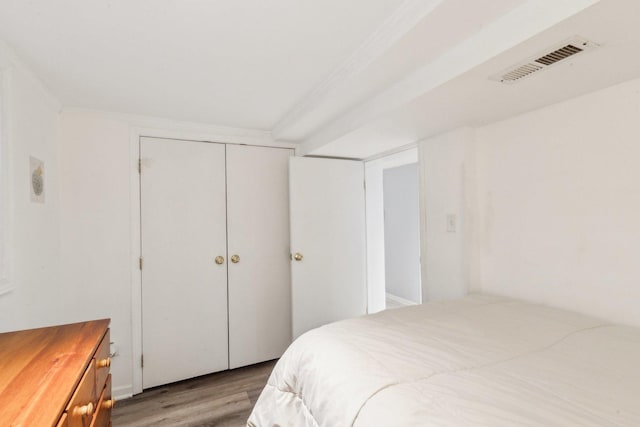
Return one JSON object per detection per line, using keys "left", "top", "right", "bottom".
{"left": 0, "top": 319, "right": 110, "bottom": 427}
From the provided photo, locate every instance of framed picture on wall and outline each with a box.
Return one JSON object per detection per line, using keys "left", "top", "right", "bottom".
{"left": 30, "top": 156, "right": 44, "bottom": 203}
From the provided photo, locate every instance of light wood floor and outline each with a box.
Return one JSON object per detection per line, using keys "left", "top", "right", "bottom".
{"left": 112, "top": 360, "right": 276, "bottom": 427}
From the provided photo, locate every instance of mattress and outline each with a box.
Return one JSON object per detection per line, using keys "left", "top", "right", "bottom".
{"left": 247, "top": 294, "right": 640, "bottom": 426}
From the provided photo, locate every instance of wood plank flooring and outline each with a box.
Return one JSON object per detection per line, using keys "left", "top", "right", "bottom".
{"left": 112, "top": 360, "right": 276, "bottom": 427}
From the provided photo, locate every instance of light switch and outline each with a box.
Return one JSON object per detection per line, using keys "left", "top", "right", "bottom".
{"left": 446, "top": 214, "right": 456, "bottom": 233}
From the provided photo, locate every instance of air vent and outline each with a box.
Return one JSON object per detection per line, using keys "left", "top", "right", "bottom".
{"left": 490, "top": 37, "right": 599, "bottom": 84}
{"left": 535, "top": 44, "right": 583, "bottom": 66}
{"left": 502, "top": 63, "right": 543, "bottom": 82}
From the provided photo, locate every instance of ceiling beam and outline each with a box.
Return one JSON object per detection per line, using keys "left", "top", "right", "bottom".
{"left": 297, "top": 0, "right": 599, "bottom": 156}
{"left": 271, "top": 0, "right": 443, "bottom": 140}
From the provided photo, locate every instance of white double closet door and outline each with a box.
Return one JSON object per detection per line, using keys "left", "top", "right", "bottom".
{"left": 140, "top": 137, "right": 292, "bottom": 389}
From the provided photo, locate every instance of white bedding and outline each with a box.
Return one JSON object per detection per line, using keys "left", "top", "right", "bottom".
{"left": 248, "top": 294, "right": 640, "bottom": 426}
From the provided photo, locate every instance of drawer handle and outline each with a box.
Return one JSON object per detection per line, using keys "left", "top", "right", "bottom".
{"left": 73, "top": 402, "right": 94, "bottom": 417}
{"left": 103, "top": 398, "right": 116, "bottom": 409}
{"left": 96, "top": 357, "right": 111, "bottom": 368}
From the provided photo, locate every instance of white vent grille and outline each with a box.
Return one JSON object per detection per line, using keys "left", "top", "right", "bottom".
{"left": 490, "top": 37, "right": 598, "bottom": 84}
{"left": 502, "top": 63, "right": 543, "bottom": 82}
{"left": 535, "top": 44, "right": 583, "bottom": 66}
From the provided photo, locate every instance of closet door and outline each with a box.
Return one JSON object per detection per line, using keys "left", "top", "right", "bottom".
{"left": 226, "top": 145, "right": 293, "bottom": 368}
{"left": 140, "top": 137, "right": 229, "bottom": 388}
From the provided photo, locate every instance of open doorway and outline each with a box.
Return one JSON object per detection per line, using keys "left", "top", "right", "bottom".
{"left": 383, "top": 163, "right": 421, "bottom": 309}
{"left": 365, "top": 148, "right": 422, "bottom": 313}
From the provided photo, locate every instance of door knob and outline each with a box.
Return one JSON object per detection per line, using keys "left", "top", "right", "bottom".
{"left": 214, "top": 256, "right": 225, "bottom": 265}
{"left": 293, "top": 252, "right": 303, "bottom": 261}
{"left": 231, "top": 254, "right": 240, "bottom": 264}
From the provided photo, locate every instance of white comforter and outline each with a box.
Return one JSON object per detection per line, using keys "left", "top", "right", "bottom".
{"left": 248, "top": 294, "right": 640, "bottom": 426}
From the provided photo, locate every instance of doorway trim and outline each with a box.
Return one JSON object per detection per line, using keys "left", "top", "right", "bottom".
{"left": 364, "top": 146, "right": 422, "bottom": 314}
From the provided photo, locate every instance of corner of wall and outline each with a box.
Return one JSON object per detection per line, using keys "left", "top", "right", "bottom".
{"left": 0, "top": 37, "right": 63, "bottom": 331}
{"left": 418, "top": 127, "right": 477, "bottom": 302}
{"left": 0, "top": 40, "right": 61, "bottom": 113}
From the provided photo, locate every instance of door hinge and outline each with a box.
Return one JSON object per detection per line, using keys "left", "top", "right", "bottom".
{"left": 138, "top": 159, "right": 142, "bottom": 174}
{"left": 139, "top": 256, "right": 143, "bottom": 270}
{"left": 141, "top": 354, "right": 144, "bottom": 368}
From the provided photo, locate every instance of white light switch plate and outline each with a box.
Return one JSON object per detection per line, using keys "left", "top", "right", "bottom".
{"left": 446, "top": 214, "right": 456, "bottom": 233}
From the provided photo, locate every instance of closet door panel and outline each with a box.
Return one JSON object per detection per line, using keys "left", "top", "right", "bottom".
{"left": 140, "top": 137, "right": 229, "bottom": 388}
{"left": 226, "top": 145, "right": 293, "bottom": 368}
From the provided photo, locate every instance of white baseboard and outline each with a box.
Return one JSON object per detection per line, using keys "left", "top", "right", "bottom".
{"left": 113, "top": 384, "right": 134, "bottom": 401}
{"left": 386, "top": 292, "right": 418, "bottom": 306}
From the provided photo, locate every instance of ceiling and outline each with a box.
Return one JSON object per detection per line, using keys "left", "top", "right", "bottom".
{"left": 0, "top": 0, "right": 405, "bottom": 129}
{"left": 2, "top": 0, "right": 636, "bottom": 159}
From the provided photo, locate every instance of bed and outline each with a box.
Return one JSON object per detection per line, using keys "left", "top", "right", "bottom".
{"left": 248, "top": 294, "right": 640, "bottom": 426}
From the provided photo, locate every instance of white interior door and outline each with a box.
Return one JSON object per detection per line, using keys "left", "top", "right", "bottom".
{"left": 227, "top": 145, "right": 293, "bottom": 368}
{"left": 140, "top": 137, "right": 228, "bottom": 388}
{"left": 290, "top": 157, "right": 367, "bottom": 339}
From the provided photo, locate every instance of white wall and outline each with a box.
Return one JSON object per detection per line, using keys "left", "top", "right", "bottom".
{"left": 472, "top": 77, "right": 640, "bottom": 327}
{"left": 0, "top": 42, "right": 62, "bottom": 332}
{"left": 365, "top": 148, "right": 418, "bottom": 313}
{"left": 419, "top": 128, "right": 475, "bottom": 301}
{"left": 57, "top": 111, "right": 133, "bottom": 397}
{"left": 383, "top": 163, "right": 421, "bottom": 303}
{"left": 420, "top": 79, "right": 640, "bottom": 327}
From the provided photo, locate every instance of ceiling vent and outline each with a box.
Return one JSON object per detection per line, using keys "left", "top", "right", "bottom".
{"left": 490, "top": 36, "right": 599, "bottom": 84}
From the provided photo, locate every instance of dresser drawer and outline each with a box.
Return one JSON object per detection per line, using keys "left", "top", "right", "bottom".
{"left": 94, "top": 329, "right": 111, "bottom": 397}
{"left": 91, "top": 375, "right": 112, "bottom": 427}
{"left": 66, "top": 361, "right": 97, "bottom": 427}
{"left": 56, "top": 413, "right": 68, "bottom": 427}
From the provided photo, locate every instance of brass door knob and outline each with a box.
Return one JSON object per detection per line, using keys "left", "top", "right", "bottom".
{"left": 73, "top": 402, "right": 94, "bottom": 417}
{"left": 214, "top": 256, "right": 224, "bottom": 265}
{"left": 231, "top": 254, "right": 240, "bottom": 264}
{"left": 96, "top": 357, "right": 111, "bottom": 368}
{"left": 293, "top": 252, "right": 303, "bottom": 261}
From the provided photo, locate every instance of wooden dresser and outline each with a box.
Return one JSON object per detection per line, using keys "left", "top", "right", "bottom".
{"left": 0, "top": 319, "right": 113, "bottom": 427}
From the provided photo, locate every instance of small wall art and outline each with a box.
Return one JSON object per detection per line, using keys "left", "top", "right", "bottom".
{"left": 30, "top": 156, "right": 45, "bottom": 203}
